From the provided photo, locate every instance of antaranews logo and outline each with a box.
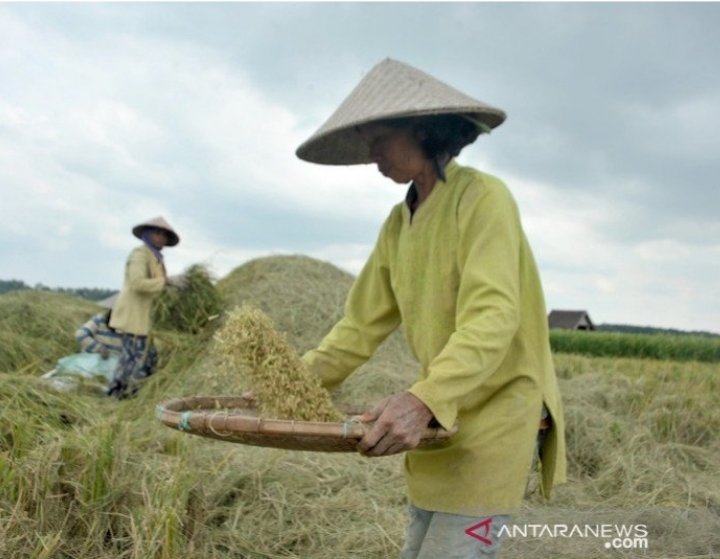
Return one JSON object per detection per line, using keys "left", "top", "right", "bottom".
{"left": 464, "top": 517, "right": 494, "bottom": 545}
{"left": 497, "top": 523, "right": 649, "bottom": 551}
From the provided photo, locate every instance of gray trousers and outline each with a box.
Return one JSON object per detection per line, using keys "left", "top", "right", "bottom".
{"left": 399, "top": 505, "right": 511, "bottom": 559}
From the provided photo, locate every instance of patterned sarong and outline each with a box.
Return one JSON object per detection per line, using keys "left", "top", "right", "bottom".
{"left": 106, "top": 334, "right": 158, "bottom": 399}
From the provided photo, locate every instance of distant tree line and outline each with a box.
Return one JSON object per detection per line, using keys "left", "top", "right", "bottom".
{"left": 0, "top": 279, "right": 115, "bottom": 302}
{"left": 0, "top": 279, "right": 27, "bottom": 294}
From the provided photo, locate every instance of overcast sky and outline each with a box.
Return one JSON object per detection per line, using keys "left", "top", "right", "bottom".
{"left": 1, "top": 2, "right": 718, "bottom": 333}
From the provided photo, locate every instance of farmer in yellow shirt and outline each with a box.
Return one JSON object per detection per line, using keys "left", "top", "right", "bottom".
{"left": 107, "top": 216, "right": 180, "bottom": 399}
{"left": 296, "top": 59, "right": 567, "bottom": 558}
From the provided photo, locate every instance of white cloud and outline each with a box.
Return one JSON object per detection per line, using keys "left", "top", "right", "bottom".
{"left": 494, "top": 170, "right": 720, "bottom": 331}
{"left": 1, "top": 4, "right": 718, "bottom": 334}
{"left": 0, "top": 7, "right": 398, "bottom": 288}
{"left": 625, "top": 94, "right": 720, "bottom": 161}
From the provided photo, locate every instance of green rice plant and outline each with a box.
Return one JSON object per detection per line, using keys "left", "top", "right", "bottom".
{"left": 550, "top": 329, "right": 720, "bottom": 362}
{"left": 85, "top": 426, "right": 115, "bottom": 504}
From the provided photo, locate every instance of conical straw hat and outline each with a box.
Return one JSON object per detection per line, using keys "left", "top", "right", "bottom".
{"left": 96, "top": 292, "right": 119, "bottom": 309}
{"left": 296, "top": 58, "right": 506, "bottom": 165}
{"left": 132, "top": 216, "right": 180, "bottom": 246}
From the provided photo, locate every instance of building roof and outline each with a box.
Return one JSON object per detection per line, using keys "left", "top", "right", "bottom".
{"left": 548, "top": 310, "right": 595, "bottom": 330}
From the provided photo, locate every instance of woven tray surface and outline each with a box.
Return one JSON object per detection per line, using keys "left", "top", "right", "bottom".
{"left": 156, "top": 395, "right": 456, "bottom": 452}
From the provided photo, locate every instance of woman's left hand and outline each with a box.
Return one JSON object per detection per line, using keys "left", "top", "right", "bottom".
{"left": 357, "top": 392, "right": 434, "bottom": 457}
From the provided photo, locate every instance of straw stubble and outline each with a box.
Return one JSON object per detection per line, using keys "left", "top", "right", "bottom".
{"left": 214, "top": 305, "right": 344, "bottom": 422}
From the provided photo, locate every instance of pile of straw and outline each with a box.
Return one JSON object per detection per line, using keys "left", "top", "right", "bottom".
{"left": 218, "top": 255, "right": 353, "bottom": 353}
{"left": 0, "top": 290, "right": 99, "bottom": 375}
{"left": 214, "top": 305, "right": 344, "bottom": 422}
{"left": 153, "top": 264, "right": 222, "bottom": 334}
{"left": 217, "top": 255, "right": 419, "bottom": 409}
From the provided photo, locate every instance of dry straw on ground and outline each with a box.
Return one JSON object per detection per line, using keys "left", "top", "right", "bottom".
{"left": 2, "top": 255, "right": 719, "bottom": 559}
{"left": 214, "top": 304, "right": 344, "bottom": 422}
{"left": 0, "top": 290, "right": 101, "bottom": 375}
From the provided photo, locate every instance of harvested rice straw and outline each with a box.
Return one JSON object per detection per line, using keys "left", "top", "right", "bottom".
{"left": 153, "top": 264, "right": 222, "bottom": 334}
{"left": 214, "top": 305, "right": 344, "bottom": 422}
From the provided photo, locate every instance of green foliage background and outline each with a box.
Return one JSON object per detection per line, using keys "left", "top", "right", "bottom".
{"left": 550, "top": 329, "right": 720, "bottom": 363}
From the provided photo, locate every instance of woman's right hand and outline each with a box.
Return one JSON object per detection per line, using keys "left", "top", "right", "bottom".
{"left": 357, "top": 391, "right": 434, "bottom": 457}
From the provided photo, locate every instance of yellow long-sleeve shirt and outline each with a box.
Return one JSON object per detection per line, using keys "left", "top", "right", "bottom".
{"left": 303, "top": 160, "right": 566, "bottom": 515}
{"left": 110, "top": 245, "right": 166, "bottom": 336}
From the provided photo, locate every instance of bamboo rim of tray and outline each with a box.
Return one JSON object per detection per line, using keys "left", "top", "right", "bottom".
{"left": 156, "top": 395, "right": 456, "bottom": 453}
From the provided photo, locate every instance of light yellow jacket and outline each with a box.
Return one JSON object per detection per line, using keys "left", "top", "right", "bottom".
{"left": 109, "top": 245, "right": 166, "bottom": 336}
{"left": 303, "top": 161, "right": 566, "bottom": 515}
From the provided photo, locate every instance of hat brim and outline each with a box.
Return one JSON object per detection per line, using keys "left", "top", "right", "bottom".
{"left": 296, "top": 108, "right": 506, "bottom": 166}
{"left": 133, "top": 225, "right": 180, "bottom": 247}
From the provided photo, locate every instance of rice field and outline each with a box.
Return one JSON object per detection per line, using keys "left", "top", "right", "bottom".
{"left": 550, "top": 328, "right": 720, "bottom": 363}
{"left": 1, "top": 255, "right": 718, "bottom": 559}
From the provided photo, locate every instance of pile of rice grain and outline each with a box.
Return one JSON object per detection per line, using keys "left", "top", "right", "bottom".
{"left": 214, "top": 305, "right": 344, "bottom": 422}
